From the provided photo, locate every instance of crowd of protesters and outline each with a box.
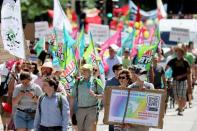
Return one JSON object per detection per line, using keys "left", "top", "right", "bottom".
{"left": 0, "top": 40, "right": 196, "bottom": 131}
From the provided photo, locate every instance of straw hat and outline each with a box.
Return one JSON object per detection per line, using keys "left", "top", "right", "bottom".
{"left": 80, "top": 64, "right": 93, "bottom": 71}
{"left": 41, "top": 61, "right": 54, "bottom": 71}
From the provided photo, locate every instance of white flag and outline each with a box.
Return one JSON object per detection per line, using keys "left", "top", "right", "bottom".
{"left": 53, "top": 0, "right": 72, "bottom": 33}
{"left": 1, "top": 0, "right": 25, "bottom": 59}
{"left": 157, "top": 0, "right": 167, "bottom": 18}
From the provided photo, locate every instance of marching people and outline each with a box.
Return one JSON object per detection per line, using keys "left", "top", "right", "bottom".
{"left": 105, "top": 45, "right": 122, "bottom": 80}
{"left": 127, "top": 67, "right": 154, "bottom": 131}
{"left": 122, "top": 48, "right": 131, "bottom": 69}
{"left": 151, "top": 56, "right": 167, "bottom": 91}
{"left": 70, "top": 64, "right": 103, "bottom": 131}
{"left": 105, "top": 64, "right": 122, "bottom": 131}
{"left": 12, "top": 71, "right": 42, "bottom": 131}
{"left": 34, "top": 76, "right": 70, "bottom": 131}
{"left": 34, "top": 60, "right": 54, "bottom": 88}
{"left": 165, "top": 47, "right": 192, "bottom": 116}
{"left": 113, "top": 69, "right": 133, "bottom": 131}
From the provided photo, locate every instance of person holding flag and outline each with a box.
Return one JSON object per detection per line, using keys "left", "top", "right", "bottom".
{"left": 70, "top": 64, "right": 103, "bottom": 131}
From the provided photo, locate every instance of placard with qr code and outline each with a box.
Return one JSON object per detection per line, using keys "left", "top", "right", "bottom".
{"left": 104, "top": 87, "right": 166, "bottom": 129}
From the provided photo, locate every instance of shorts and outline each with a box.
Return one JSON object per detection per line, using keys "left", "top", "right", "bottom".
{"left": 14, "top": 110, "right": 34, "bottom": 129}
{"left": 173, "top": 80, "right": 188, "bottom": 100}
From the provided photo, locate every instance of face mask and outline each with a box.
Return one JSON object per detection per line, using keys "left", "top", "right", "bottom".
{"left": 138, "top": 74, "right": 147, "bottom": 81}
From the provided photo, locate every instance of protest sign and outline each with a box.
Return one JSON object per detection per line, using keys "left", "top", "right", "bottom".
{"left": 24, "top": 23, "right": 35, "bottom": 41}
{"left": 104, "top": 87, "right": 166, "bottom": 129}
{"left": 88, "top": 24, "right": 109, "bottom": 44}
{"left": 169, "top": 27, "right": 190, "bottom": 42}
{"left": 35, "top": 21, "right": 49, "bottom": 38}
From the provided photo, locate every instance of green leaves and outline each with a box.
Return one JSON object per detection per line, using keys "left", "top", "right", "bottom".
{"left": 21, "top": 0, "right": 69, "bottom": 23}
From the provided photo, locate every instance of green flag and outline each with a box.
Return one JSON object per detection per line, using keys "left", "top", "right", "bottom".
{"left": 34, "top": 38, "right": 45, "bottom": 57}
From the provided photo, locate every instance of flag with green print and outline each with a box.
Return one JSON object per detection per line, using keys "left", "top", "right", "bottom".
{"left": 83, "top": 32, "right": 96, "bottom": 65}
{"left": 137, "top": 42, "right": 158, "bottom": 71}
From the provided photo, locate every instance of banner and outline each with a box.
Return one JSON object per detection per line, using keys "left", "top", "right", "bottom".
{"left": 129, "top": 0, "right": 167, "bottom": 19}
{"left": 104, "top": 87, "right": 166, "bottom": 128}
{"left": 1, "top": 0, "right": 25, "bottom": 59}
{"left": 169, "top": 27, "right": 190, "bottom": 42}
{"left": 100, "top": 31, "right": 121, "bottom": 57}
{"left": 53, "top": 0, "right": 72, "bottom": 33}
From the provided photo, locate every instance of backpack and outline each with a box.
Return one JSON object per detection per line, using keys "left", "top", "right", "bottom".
{"left": 0, "top": 72, "right": 10, "bottom": 96}
{"left": 38, "top": 93, "right": 63, "bottom": 117}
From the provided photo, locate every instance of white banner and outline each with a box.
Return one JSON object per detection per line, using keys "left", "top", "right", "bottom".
{"left": 53, "top": 0, "right": 72, "bottom": 33}
{"left": 88, "top": 24, "right": 109, "bottom": 44}
{"left": 169, "top": 27, "right": 190, "bottom": 42}
{"left": 35, "top": 21, "right": 49, "bottom": 38}
{"left": 1, "top": 0, "right": 25, "bottom": 59}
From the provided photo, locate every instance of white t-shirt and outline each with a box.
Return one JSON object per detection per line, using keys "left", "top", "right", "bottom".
{"left": 128, "top": 81, "right": 154, "bottom": 90}
{"left": 105, "top": 56, "right": 122, "bottom": 80}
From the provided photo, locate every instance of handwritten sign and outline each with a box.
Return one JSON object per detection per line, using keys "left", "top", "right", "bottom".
{"left": 88, "top": 24, "right": 109, "bottom": 44}
{"left": 35, "top": 21, "right": 49, "bottom": 38}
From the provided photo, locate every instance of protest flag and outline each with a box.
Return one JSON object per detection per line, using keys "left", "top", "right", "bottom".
{"left": 137, "top": 42, "right": 158, "bottom": 71}
{"left": 83, "top": 32, "right": 96, "bottom": 64}
{"left": 157, "top": 0, "right": 167, "bottom": 20}
{"left": 34, "top": 38, "right": 45, "bottom": 57}
{"left": 77, "top": 27, "right": 86, "bottom": 59}
{"left": 63, "top": 25, "right": 76, "bottom": 48}
{"left": 99, "top": 31, "right": 121, "bottom": 57}
{"left": 122, "top": 29, "right": 136, "bottom": 52}
{"left": 135, "top": 4, "right": 141, "bottom": 22}
{"left": 1, "top": 0, "right": 25, "bottom": 59}
{"left": 53, "top": 0, "right": 72, "bottom": 32}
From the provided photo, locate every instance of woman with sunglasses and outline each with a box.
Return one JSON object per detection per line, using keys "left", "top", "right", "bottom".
{"left": 118, "top": 69, "right": 133, "bottom": 88}
{"left": 114, "top": 69, "right": 133, "bottom": 131}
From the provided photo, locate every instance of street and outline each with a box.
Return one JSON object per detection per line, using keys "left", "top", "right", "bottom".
{"left": 1, "top": 87, "right": 197, "bottom": 131}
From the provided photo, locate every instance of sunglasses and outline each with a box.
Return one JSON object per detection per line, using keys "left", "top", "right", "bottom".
{"left": 118, "top": 76, "right": 127, "bottom": 80}
{"left": 93, "top": 69, "right": 98, "bottom": 72}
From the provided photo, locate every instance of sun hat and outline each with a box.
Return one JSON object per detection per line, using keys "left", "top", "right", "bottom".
{"left": 41, "top": 61, "right": 53, "bottom": 71}
{"left": 109, "top": 44, "right": 119, "bottom": 52}
{"left": 80, "top": 64, "right": 93, "bottom": 71}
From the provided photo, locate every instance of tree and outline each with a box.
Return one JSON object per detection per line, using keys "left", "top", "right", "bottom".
{"left": 21, "top": 0, "right": 69, "bottom": 23}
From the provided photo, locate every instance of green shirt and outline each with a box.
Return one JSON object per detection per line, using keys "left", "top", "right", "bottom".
{"left": 122, "top": 58, "right": 131, "bottom": 69}
{"left": 184, "top": 52, "right": 195, "bottom": 65}
{"left": 71, "top": 78, "right": 103, "bottom": 107}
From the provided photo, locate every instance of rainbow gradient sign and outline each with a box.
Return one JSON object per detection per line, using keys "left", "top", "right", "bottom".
{"left": 108, "top": 89, "right": 162, "bottom": 127}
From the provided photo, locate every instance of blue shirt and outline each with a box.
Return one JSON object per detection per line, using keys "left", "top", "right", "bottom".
{"left": 34, "top": 93, "right": 70, "bottom": 131}
{"left": 105, "top": 56, "right": 122, "bottom": 80}
{"left": 105, "top": 77, "right": 120, "bottom": 90}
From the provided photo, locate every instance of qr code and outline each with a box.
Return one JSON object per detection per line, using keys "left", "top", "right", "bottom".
{"left": 147, "top": 95, "right": 160, "bottom": 111}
